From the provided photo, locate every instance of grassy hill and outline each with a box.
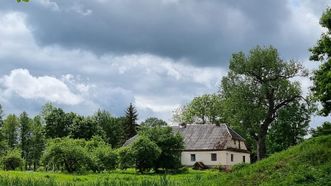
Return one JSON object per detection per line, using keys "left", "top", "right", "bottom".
{"left": 221, "top": 135, "right": 331, "bottom": 185}
{"left": 0, "top": 135, "right": 330, "bottom": 186}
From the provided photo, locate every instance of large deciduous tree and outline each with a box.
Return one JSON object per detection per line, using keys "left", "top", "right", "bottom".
{"left": 309, "top": 8, "right": 331, "bottom": 116}
{"left": 173, "top": 94, "right": 223, "bottom": 124}
{"left": 220, "top": 46, "right": 306, "bottom": 160}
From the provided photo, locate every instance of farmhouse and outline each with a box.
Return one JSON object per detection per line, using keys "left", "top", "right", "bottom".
{"left": 125, "top": 124, "right": 250, "bottom": 167}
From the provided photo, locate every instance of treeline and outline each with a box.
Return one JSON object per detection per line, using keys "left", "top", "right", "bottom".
{"left": 0, "top": 103, "right": 182, "bottom": 173}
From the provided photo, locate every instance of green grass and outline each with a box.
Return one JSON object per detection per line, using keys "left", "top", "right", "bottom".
{"left": 0, "top": 135, "right": 330, "bottom": 186}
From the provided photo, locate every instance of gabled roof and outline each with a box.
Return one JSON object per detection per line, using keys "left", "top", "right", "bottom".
{"left": 171, "top": 124, "right": 245, "bottom": 150}
{"left": 123, "top": 124, "right": 247, "bottom": 151}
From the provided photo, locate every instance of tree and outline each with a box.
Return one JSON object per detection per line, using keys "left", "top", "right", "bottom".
{"left": 267, "top": 101, "right": 311, "bottom": 154}
{"left": 30, "top": 116, "right": 46, "bottom": 171}
{"left": 309, "top": 8, "right": 331, "bottom": 116}
{"left": 173, "top": 94, "right": 223, "bottom": 124}
{"left": 94, "top": 110, "right": 125, "bottom": 148}
{"left": 0, "top": 104, "right": 7, "bottom": 155}
{"left": 2, "top": 114, "right": 19, "bottom": 148}
{"left": 19, "top": 112, "right": 32, "bottom": 169}
{"left": 1, "top": 149, "right": 23, "bottom": 170}
{"left": 140, "top": 126, "right": 183, "bottom": 171}
{"left": 140, "top": 117, "right": 168, "bottom": 128}
{"left": 220, "top": 46, "right": 306, "bottom": 160}
{"left": 45, "top": 108, "right": 71, "bottom": 138}
{"left": 123, "top": 103, "right": 138, "bottom": 140}
{"left": 42, "top": 138, "right": 90, "bottom": 173}
{"left": 311, "top": 122, "right": 331, "bottom": 137}
{"left": 131, "top": 136, "right": 161, "bottom": 173}
{"left": 70, "top": 115, "right": 103, "bottom": 140}
{"left": 0, "top": 104, "right": 3, "bottom": 128}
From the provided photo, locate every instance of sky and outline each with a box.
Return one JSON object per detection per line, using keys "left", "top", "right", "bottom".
{"left": 0, "top": 0, "right": 330, "bottom": 127}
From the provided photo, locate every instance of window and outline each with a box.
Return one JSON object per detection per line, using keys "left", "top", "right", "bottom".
{"left": 211, "top": 153, "right": 217, "bottom": 161}
{"left": 243, "top": 156, "right": 246, "bottom": 163}
{"left": 234, "top": 140, "right": 236, "bottom": 145}
{"left": 231, "top": 154, "right": 234, "bottom": 162}
{"left": 191, "top": 154, "right": 196, "bottom": 162}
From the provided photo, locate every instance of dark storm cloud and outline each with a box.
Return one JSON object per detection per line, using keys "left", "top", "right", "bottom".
{"left": 1, "top": 0, "right": 302, "bottom": 66}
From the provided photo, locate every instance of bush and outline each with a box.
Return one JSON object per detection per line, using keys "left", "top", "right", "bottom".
{"left": 42, "top": 138, "right": 90, "bottom": 173}
{"left": 1, "top": 149, "right": 24, "bottom": 170}
{"left": 116, "top": 146, "right": 135, "bottom": 169}
{"left": 91, "top": 146, "right": 117, "bottom": 172}
{"left": 131, "top": 136, "right": 161, "bottom": 173}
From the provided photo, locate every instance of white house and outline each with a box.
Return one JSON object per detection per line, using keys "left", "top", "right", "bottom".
{"left": 124, "top": 124, "right": 250, "bottom": 167}
{"left": 172, "top": 124, "right": 250, "bottom": 167}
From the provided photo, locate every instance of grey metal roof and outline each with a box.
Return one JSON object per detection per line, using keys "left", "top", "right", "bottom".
{"left": 123, "top": 124, "right": 246, "bottom": 151}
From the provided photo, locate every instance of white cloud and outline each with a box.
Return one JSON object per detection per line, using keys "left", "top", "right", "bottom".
{"left": 0, "top": 69, "right": 83, "bottom": 105}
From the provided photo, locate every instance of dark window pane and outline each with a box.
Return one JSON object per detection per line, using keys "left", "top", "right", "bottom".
{"left": 191, "top": 154, "right": 196, "bottom": 162}
{"left": 211, "top": 153, "right": 217, "bottom": 161}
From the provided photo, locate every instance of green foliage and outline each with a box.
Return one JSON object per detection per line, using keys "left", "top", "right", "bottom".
{"left": 140, "top": 126, "right": 184, "bottom": 171}
{"left": 44, "top": 108, "right": 71, "bottom": 138}
{"left": 94, "top": 110, "right": 125, "bottom": 148}
{"left": 19, "top": 112, "right": 32, "bottom": 169}
{"left": 311, "top": 122, "right": 331, "bottom": 137}
{"left": 0, "top": 104, "right": 7, "bottom": 155}
{"left": 173, "top": 94, "right": 223, "bottom": 124}
{"left": 116, "top": 146, "right": 135, "bottom": 169}
{"left": 1, "top": 149, "right": 23, "bottom": 170}
{"left": 267, "top": 101, "right": 311, "bottom": 154}
{"left": 86, "top": 136, "right": 118, "bottom": 172}
{"left": 124, "top": 103, "right": 138, "bottom": 140}
{"left": 220, "top": 46, "right": 306, "bottom": 160}
{"left": 309, "top": 8, "right": 331, "bottom": 116}
{"left": 140, "top": 117, "right": 168, "bottom": 128}
{"left": 42, "top": 138, "right": 90, "bottom": 173}
{"left": 70, "top": 115, "right": 103, "bottom": 140}
{"left": 221, "top": 135, "right": 331, "bottom": 185}
{"left": 17, "top": 0, "right": 29, "bottom": 2}
{"left": 2, "top": 114, "right": 19, "bottom": 148}
{"left": 30, "top": 116, "right": 46, "bottom": 171}
{"left": 131, "top": 136, "right": 161, "bottom": 173}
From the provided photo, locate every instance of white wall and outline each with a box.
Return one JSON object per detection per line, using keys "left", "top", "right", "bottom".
{"left": 181, "top": 150, "right": 250, "bottom": 166}
{"left": 226, "top": 139, "right": 248, "bottom": 150}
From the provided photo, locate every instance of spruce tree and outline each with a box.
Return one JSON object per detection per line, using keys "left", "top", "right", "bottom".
{"left": 124, "top": 103, "right": 138, "bottom": 140}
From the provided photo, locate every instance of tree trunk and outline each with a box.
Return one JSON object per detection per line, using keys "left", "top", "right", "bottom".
{"left": 256, "top": 132, "right": 267, "bottom": 160}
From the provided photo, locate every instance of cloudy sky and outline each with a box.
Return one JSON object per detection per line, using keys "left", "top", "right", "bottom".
{"left": 0, "top": 0, "right": 330, "bottom": 127}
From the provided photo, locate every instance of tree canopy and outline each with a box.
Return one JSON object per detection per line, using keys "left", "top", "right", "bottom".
{"left": 220, "top": 46, "right": 306, "bottom": 160}
{"left": 309, "top": 8, "right": 331, "bottom": 116}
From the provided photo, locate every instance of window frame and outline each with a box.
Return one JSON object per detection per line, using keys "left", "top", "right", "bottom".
{"left": 190, "top": 154, "right": 196, "bottom": 162}
{"left": 211, "top": 153, "right": 217, "bottom": 161}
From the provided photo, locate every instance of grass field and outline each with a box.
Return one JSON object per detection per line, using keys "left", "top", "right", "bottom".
{"left": 0, "top": 135, "right": 330, "bottom": 186}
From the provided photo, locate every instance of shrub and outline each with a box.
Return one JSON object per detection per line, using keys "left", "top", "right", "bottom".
{"left": 91, "top": 146, "right": 118, "bottom": 172}
{"left": 116, "top": 146, "right": 135, "bottom": 169}
{"left": 1, "top": 149, "right": 24, "bottom": 170}
{"left": 131, "top": 136, "right": 161, "bottom": 173}
{"left": 42, "top": 138, "right": 90, "bottom": 173}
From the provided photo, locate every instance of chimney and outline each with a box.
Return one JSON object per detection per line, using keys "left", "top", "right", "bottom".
{"left": 179, "top": 122, "right": 187, "bottom": 128}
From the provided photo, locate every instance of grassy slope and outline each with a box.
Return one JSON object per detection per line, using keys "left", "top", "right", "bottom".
{"left": 0, "top": 135, "right": 330, "bottom": 186}
{"left": 221, "top": 135, "right": 331, "bottom": 186}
